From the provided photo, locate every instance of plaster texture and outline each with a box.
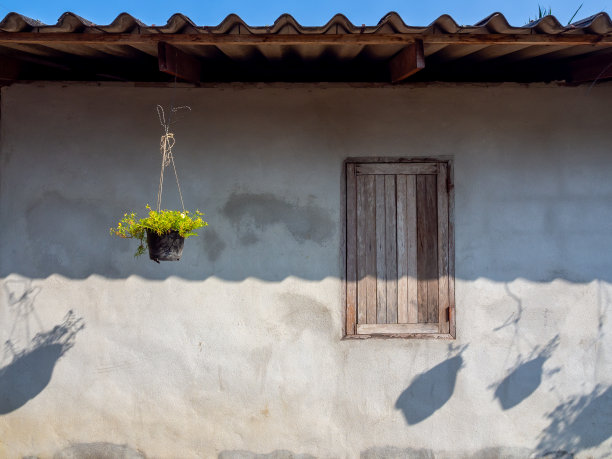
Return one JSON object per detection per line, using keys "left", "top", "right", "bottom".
{"left": 0, "top": 82, "right": 611, "bottom": 458}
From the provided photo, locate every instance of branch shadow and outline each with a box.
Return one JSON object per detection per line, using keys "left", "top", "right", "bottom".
{"left": 3, "top": 279, "right": 43, "bottom": 343}
{"left": 534, "top": 282, "right": 612, "bottom": 456}
{"left": 0, "top": 280, "right": 84, "bottom": 414}
{"left": 395, "top": 344, "right": 467, "bottom": 425}
{"left": 536, "top": 384, "right": 612, "bottom": 456}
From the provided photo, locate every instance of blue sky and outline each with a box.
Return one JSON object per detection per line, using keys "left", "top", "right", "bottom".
{"left": 1, "top": 1, "right": 609, "bottom": 27}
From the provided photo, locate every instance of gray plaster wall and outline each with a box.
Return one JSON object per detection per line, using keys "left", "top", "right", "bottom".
{"left": 0, "top": 82, "right": 611, "bottom": 458}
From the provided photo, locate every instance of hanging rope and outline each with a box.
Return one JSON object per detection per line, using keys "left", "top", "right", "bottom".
{"left": 155, "top": 104, "right": 190, "bottom": 212}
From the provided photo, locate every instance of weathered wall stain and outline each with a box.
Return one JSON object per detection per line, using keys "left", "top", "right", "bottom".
{"left": 222, "top": 193, "right": 334, "bottom": 245}
{"left": 249, "top": 346, "right": 273, "bottom": 391}
{"left": 240, "top": 231, "right": 259, "bottom": 246}
{"left": 278, "top": 293, "right": 333, "bottom": 337}
{"left": 361, "top": 446, "right": 566, "bottom": 459}
{"left": 202, "top": 228, "right": 227, "bottom": 262}
{"left": 219, "top": 450, "right": 316, "bottom": 459}
{"left": 23, "top": 191, "right": 118, "bottom": 278}
{"left": 360, "top": 446, "right": 435, "bottom": 459}
{"left": 52, "top": 442, "right": 146, "bottom": 459}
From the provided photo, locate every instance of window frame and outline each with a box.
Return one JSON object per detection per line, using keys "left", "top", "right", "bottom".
{"left": 342, "top": 157, "right": 456, "bottom": 340}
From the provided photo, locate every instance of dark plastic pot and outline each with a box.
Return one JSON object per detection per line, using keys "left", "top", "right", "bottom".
{"left": 147, "top": 230, "right": 184, "bottom": 263}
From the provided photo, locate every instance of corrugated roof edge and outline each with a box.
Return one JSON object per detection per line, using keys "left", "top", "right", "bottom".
{"left": 0, "top": 11, "right": 611, "bottom": 35}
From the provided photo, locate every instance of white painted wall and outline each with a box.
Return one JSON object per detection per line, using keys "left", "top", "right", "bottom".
{"left": 1, "top": 82, "right": 611, "bottom": 458}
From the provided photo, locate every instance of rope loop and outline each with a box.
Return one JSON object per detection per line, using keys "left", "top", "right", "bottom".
{"left": 155, "top": 105, "right": 190, "bottom": 213}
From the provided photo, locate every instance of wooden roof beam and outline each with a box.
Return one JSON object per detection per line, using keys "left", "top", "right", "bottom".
{"left": 389, "top": 40, "right": 425, "bottom": 83}
{"left": 158, "top": 42, "right": 201, "bottom": 83}
{"left": 568, "top": 51, "right": 612, "bottom": 83}
{"left": 0, "top": 33, "right": 611, "bottom": 46}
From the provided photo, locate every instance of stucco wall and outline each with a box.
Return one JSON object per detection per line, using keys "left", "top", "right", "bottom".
{"left": 0, "top": 82, "right": 611, "bottom": 458}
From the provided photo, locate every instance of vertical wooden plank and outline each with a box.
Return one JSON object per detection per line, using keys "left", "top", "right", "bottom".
{"left": 346, "top": 163, "right": 357, "bottom": 335}
{"left": 375, "top": 175, "right": 387, "bottom": 324}
{"left": 447, "top": 161, "right": 456, "bottom": 337}
{"left": 396, "top": 175, "right": 408, "bottom": 323}
{"left": 426, "top": 175, "right": 439, "bottom": 324}
{"left": 437, "top": 163, "right": 450, "bottom": 334}
{"left": 364, "top": 175, "right": 377, "bottom": 324}
{"left": 356, "top": 175, "right": 367, "bottom": 325}
{"left": 406, "top": 175, "right": 418, "bottom": 323}
{"left": 416, "top": 175, "right": 427, "bottom": 324}
{"left": 385, "top": 175, "right": 398, "bottom": 324}
{"left": 417, "top": 175, "right": 439, "bottom": 323}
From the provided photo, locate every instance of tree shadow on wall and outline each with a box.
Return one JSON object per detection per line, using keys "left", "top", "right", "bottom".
{"left": 490, "top": 335, "right": 560, "bottom": 410}
{"left": 489, "top": 285, "right": 561, "bottom": 411}
{"left": 0, "top": 279, "right": 84, "bottom": 414}
{"left": 395, "top": 344, "right": 467, "bottom": 425}
{"left": 535, "top": 282, "right": 612, "bottom": 456}
{"left": 536, "top": 385, "right": 612, "bottom": 456}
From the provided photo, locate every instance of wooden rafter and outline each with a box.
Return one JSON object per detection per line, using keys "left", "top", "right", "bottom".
{"left": 0, "top": 32, "right": 611, "bottom": 46}
{"left": 158, "top": 42, "right": 201, "bottom": 83}
{"left": 389, "top": 40, "right": 425, "bottom": 83}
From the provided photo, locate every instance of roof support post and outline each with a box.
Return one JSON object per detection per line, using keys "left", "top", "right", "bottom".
{"left": 158, "top": 41, "right": 201, "bottom": 83}
{"left": 389, "top": 39, "right": 425, "bottom": 83}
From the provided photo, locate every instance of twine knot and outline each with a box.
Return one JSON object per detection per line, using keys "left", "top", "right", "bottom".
{"left": 155, "top": 104, "right": 190, "bottom": 213}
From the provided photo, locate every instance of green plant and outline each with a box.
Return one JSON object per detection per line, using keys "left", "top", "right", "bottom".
{"left": 529, "top": 5, "right": 552, "bottom": 22}
{"left": 110, "top": 205, "right": 207, "bottom": 257}
{"left": 567, "top": 3, "right": 583, "bottom": 25}
{"left": 528, "top": 3, "right": 583, "bottom": 24}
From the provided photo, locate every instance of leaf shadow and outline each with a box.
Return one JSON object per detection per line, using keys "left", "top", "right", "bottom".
{"left": 537, "top": 384, "right": 612, "bottom": 456}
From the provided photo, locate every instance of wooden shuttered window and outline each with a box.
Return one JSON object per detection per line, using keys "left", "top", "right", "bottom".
{"left": 345, "top": 160, "right": 455, "bottom": 338}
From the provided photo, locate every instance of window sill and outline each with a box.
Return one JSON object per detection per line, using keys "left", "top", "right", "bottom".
{"left": 343, "top": 333, "right": 455, "bottom": 340}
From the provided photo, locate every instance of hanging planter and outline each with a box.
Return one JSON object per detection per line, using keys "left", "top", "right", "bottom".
{"left": 147, "top": 229, "right": 184, "bottom": 262}
{"left": 111, "top": 206, "right": 206, "bottom": 262}
{"left": 110, "top": 105, "right": 207, "bottom": 262}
